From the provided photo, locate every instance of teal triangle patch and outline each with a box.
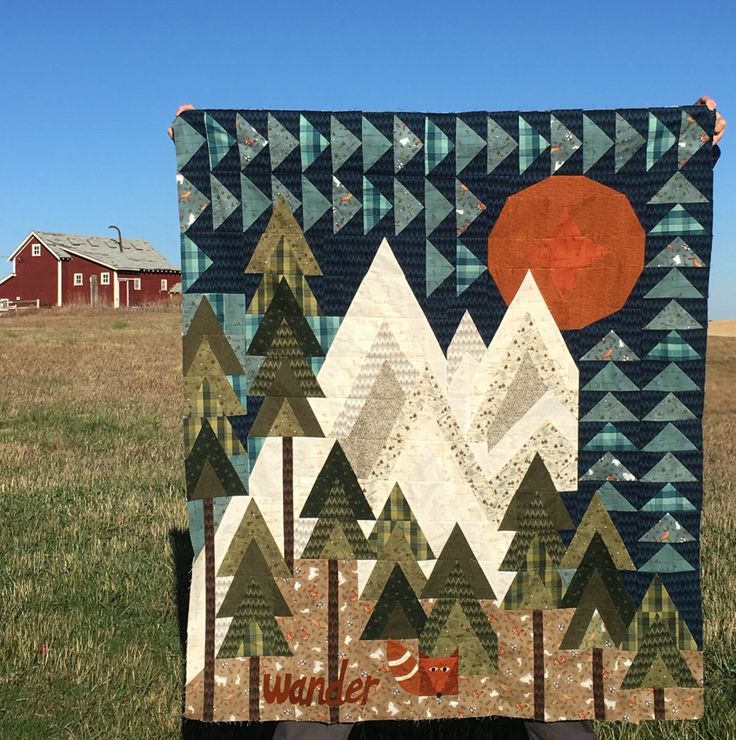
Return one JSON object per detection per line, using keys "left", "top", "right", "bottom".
{"left": 644, "top": 363, "right": 698, "bottom": 392}
{"left": 580, "top": 330, "right": 639, "bottom": 362}
{"left": 648, "top": 172, "right": 708, "bottom": 204}
{"left": 362, "top": 117, "right": 392, "bottom": 171}
{"left": 615, "top": 113, "right": 645, "bottom": 173}
{"left": 173, "top": 117, "right": 205, "bottom": 170}
{"left": 331, "top": 116, "right": 361, "bottom": 172}
{"left": 240, "top": 175, "right": 271, "bottom": 232}
{"left": 177, "top": 175, "right": 210, "bottom": 232}
{"left": 205, "top": 113, "right": 235, "bottom": 170}
{"left": 642, "top": 423, "right": 697, "bottom": 453}
{"left": 583, "top": 114, "right": 613, "bottom": 172}
{"left": 646, "top": 331, "right": 701, "bottom": 361}
{"left": 641, "top": 453, "right": 696, "bottom": 483}
{"left": 518, "top": 116, "right": 549, "bottom": 174}
{"left": 230, "top": 455, "right": 250, "bottom": 490}
{"left": 394, "top": 116, "right": 423, "bottom": 172}
{"left": 456, "top": 242, "right": 487, "bottom": 296}
{"left": 456, "top": 180, "right": 486, "bottom": 236}
{"left": 363, "top": 176, "right": 392, "bottom": 234}
{"left": 426, "top": 240, "right": 454, "bottom": 297}
{"left": 639, "top": 544, "right": 695, "bottom": 573}
{"left": 644, "top": 301, "right": 702, "bottom": 331}
{"left": 641, "top": 484, "right": 696, "bottom": 513}
{"left": 582, "top": 362, "right": 638, "bottom": 392}
{"left": 271, "top": 176, "right": 301, "bottom": 213}
{"left": 425, "top": 118, "right": 454, "bottom": 174}
{"left": 487, "top": 117, "right": 517, "bottom": 173}
{"left": 425, "top": 180, "right": 454, "bottom": 235}
{"left": 248, "top": 436, "right": 266, "bottom": 476}
{"left": 649, "top": 205, "right": 706, "bottom": 235}
{"left": 181, "top": 234, "right": 213, "bottom": 291}
{"left": 644, "top": 269, "right": 703, "bottom": 299}
{"left": 647, "top": 113, "right": 676, "bottom": 170}
{"left": 581, "top": 392, "right": 638, "bottom": 422}
{"left": 647, "top": 237, "right": 706, "bottom": 269}
{"left": 584, "top": 423, "right": 637, "bottom": 452}
{"left": 300, "top": 114, "right": 329, "bottom": 171}
{"left": 550, "top": 115, "right": 581, "bottom": 173}
{"left": 332, "top": 176, "right": 362, "bottom": 234}
{"left": 581, "top": 452, "right": 636, "bottom": 482}
{"left": 210, "top": 175, "right": 240, "bottom": 230}
{"left": 302, "top": 176, "right": 331, "bottom": 231}
{"left": 268, "top": 113, "right": 299, "bottom": 170}
{"left": 235, "top": 115, "right": 267, "bottom": 169}
{"left": 306, "top": 315, "right": 343, "bottom": 354}
{"left": 678, "top": 110, "right": 709, "bottom": 168}
{"left": 394, "top": 180, "right": 423, "bottom": 235}
{"left": 643, "top": 393, "right": 696, "bottom": 422}
{"left": 456, "top": 118, "right": 486, "bottom": 174}
{"left": 595, "top": 483, "right": 636, "bottom": 512}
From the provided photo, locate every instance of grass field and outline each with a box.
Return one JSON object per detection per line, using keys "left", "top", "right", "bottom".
{"left": 0, "top": 306, "right": 734, "bottom": 739}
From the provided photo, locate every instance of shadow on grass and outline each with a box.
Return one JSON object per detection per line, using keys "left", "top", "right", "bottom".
{"left": 168, "top": 528, "right": 529, "bottom": 740}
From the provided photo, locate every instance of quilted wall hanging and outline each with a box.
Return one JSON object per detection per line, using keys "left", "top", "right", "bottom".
{"left": 174, "top": 105, "right": 715, "bottom": 725}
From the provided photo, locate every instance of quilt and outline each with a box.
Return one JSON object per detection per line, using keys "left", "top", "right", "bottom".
{"left": 173, "top": 106, "right": 714, "bottom": 724}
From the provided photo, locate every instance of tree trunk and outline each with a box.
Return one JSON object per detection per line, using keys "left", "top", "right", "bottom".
{"left": 653, "top": 686, "right": 665, "bottom": 719}
{"left": 592, "top": 647, "right": 605, "bottom": 720}
{"left": 203, "top": 496, "right": 215, "bottom": 721}
{"left": 328, "top": 559, "right": 339, "bottom": 723}
{"left": 533, "top": 609, "right": 545, "bottom": 721}
{"left": 249, "top": 655, "right": 260, "bottom": 720}
{"left": 283, "top": 437, "right": 294, "bottom": 572}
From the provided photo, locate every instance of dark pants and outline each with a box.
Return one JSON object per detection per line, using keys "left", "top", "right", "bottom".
{"left": 523, "top": 720, "right": 596, "bottom": 739}
{"left": 274, "top": 720, "right": 596, "bottom": 739}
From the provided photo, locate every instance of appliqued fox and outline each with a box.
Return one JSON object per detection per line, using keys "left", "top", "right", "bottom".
{"left": 386, "top": 640, "right": 459, "bottom": 697}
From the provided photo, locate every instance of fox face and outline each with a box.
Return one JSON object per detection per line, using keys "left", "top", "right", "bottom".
{"left": 386, "top": 640, "right": 459, "bottom": 697}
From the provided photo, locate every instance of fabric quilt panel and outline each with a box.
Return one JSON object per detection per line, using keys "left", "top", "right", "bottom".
{"left": 174, "top": 105, "right": 714, "bottom": 724}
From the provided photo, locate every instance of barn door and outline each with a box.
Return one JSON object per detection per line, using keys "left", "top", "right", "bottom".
{"left": 89, "top": 275, "right": 98, "bottom": 306}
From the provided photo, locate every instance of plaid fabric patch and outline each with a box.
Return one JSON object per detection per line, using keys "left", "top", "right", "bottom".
{"left": 650, "top": 205, "right": 706, "bottom": 235}
{"left": 646, "top": 331, "right": 701, "bottom": 361}
{"left": 425, "top": 118, "right": 454, "bottom": 174}
{"left": 518, "top": 117, "right": 549, "bottom": 173}
{"left": 182, "top": 234, "right": 213, "bottom": 291}
{"left": 622, "top": 576, "right": 698, "bottom": 651}
{"left": 205, "top": 113, "right": 235, "bottom": 170}
{"left": 584, "top": 423, "right": 637, "bottom": 451}
{"left": 300, "top": 115, "right": 328, "bottom": 170}
{"left": 184, "top": 415, "right": 246, "bottom": 456}
{"left": 247, "top": 274, "right": 319, "bottom": 316}
{"left": 363, "top": 177, "right": 392, "bottom": 234}
{"left": 646, "top": 113, "right": 676, "bottom": 170}
{"left": 306, "top": 315, "right": 342, "bottom": 352}
{"left": 641, "top": 484, "right": 697, "bottom": 513}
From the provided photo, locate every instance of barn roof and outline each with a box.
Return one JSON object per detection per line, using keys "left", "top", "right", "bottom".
{"left": 32, "top": 232, "right": 179, "bottom": 273}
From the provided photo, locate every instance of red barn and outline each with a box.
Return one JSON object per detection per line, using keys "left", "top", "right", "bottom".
{"left": 0, "top": 231, "right": 180, "bottom": 308}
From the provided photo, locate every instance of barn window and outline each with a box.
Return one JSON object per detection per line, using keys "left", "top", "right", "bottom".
{"left": 160, "top": 278, "right": 168, "bottom": 291}
{"left": 31, "top": 243, "right": 41, "bottom": 257}
{"left": 74, "top": 273, "right": 83, "bottom": 286}
{"left": 133, "top": 278, "right": 141, "bottom": 290}
{"left": 100, "top": 272, "right": 110, "bottom": 285}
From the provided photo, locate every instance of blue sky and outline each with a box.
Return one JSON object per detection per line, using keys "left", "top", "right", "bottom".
{"left": 2, "top": 0, "right": 734, "bottom": 317}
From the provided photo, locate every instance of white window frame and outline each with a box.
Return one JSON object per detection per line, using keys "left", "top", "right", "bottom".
{"left": 133, "top": 278, "right": 141, "bottom": 291}
{"left": 160, "top": 278, "right": 168, "bottom": 291}
{"left": 31, "top": 243, "right": 41, "bottom": 257}
{"left": 73, "top": 273, "right": 83, "bottom": 286}
{"left": 100, "top": 272, "right": 110, "bottom": 285}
